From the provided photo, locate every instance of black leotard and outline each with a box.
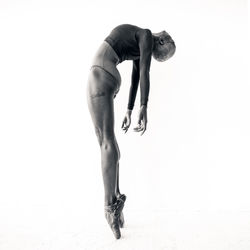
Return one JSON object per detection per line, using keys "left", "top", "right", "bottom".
{"left": 104, "top": 24, "right": 153, "bottom": 110}
{"left": 104, "top": 24, "right": 141, "bottom": 63}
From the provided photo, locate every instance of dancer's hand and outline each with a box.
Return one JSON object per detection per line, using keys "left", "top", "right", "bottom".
{"left": 121, "top": 110, "right": 132, "bottom": 133}
{"left": 134, "top": 105, "right": 147, "bottom": 135}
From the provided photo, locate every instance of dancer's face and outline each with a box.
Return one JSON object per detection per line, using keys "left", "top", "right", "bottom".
{"left": 152, "top": 31, "right": 176, "bottom": 62}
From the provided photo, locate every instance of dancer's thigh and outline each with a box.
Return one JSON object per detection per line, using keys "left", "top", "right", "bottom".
{"left": 87, "top": 66, "right": 117, "bottom": 143}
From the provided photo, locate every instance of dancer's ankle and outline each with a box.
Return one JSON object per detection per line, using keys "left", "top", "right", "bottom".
{"left": 116, "top": 192, "right": 122, "bottom": 199}
{"left": 104, "top": 194, "right": 117, "bottom": 206}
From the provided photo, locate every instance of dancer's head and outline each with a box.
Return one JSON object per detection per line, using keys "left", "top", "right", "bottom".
{"left": 152, "top": 31, "right": 176, "bottom": 62}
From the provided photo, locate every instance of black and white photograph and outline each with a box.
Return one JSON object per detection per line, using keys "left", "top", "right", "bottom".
{"left": 0, "top": 0, "right": 249, "bottom": 249}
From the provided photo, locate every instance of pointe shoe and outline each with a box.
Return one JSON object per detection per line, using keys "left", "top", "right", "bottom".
{"left": 104, "top": 197, "right": 125, "bottom": 239}
{"left": 119, "top": 211, "right": 125, "bottom": 228}
{"left": 117, "top": 194, "right": 126, "bottom": 228}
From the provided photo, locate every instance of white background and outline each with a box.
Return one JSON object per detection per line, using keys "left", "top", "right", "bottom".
{"left": 0, "top": 0, "right": 249, "bottom": 249}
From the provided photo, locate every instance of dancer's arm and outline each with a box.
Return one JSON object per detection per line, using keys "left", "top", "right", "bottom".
{"left": 138, "top": 29, "right": 152, "bottom": 107}
{"left": 134, "top": 29, "right": 153, "bottom": 135}
{"left": 127, "top": 59, "right": 140, "bottom": 111}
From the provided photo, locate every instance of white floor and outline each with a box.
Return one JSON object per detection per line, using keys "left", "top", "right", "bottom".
{"left": 1, "top": 207, "right": 250, "bottom": 250}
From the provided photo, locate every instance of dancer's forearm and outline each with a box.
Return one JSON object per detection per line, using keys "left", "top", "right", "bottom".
{"left": 127, "top": 60, "right": 140, "bottom": 110}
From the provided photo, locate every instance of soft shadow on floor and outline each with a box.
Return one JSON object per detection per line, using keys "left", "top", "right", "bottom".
{"left": 1, "top": 209, "right": 250, "bottom": 250}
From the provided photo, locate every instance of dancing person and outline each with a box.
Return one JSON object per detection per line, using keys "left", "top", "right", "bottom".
{"left": 87, "top": 24, "right": 176, "bottom": 239}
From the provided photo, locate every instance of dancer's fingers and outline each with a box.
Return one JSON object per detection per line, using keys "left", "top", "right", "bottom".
{"left": 134, "top": 125, "right": 143, "bottom": 132}
{"left": 121, "top": 118, "right": 127, "bottom": 128}
{"left": 140, "top": 125, "right": 146, "bottom": 135}
{"left": 140, "top": 120, "right": 147, "bottom": 135}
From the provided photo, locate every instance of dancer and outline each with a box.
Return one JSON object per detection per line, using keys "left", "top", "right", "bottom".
{"left": 87, "top": 24, "right": 175, "bottom": 239}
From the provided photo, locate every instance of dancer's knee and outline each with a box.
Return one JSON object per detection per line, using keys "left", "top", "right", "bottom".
{"left": 94, "top": 127, "right": 115, "bottom": 148}
{"left": 94, "top": 126, "right": 103, "bottom": 146}
{"left": 101, "top": 137, "right": 119, "bottom": 160}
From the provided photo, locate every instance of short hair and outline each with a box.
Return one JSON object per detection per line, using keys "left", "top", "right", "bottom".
{"left": 153, "top": 31, "right": 176, "bottom": 61}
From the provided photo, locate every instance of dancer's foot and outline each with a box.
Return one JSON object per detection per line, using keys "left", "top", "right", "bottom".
{"left": 104, "top": 197, "right": 125, "bottom": 239}
{"left": 116, "top": 194, "right": 126, "bottom": 228}
{"left": 119, "top": 211, "right": 125, "bottom": 228}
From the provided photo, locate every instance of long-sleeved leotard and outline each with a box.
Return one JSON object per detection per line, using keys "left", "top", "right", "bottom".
{"left": 104, "top": 24, "right": 153, "bottom": 109}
